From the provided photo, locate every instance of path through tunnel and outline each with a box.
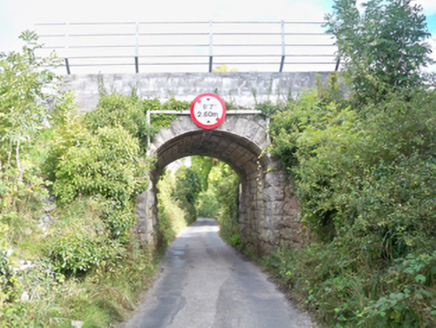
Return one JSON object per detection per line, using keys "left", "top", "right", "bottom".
{"left": 156, "top": 155, "right": 241, "bottom": 247}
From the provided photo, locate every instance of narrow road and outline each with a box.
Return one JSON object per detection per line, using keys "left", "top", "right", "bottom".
{"left": 120, "top": 218, "right": 312, "bottom": 328}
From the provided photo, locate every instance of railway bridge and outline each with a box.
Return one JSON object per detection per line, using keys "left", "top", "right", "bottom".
{"left": 66, "top": 71, "right": 330, "bottom": 252}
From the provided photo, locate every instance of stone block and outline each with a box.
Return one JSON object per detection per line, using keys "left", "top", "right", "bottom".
{"left": 253, "top": 125, "right": 267, "bottom": 146}
{"left": 221, "top": 116, "right": 237, "bottom": 132}
{"left": 263, "top": 186, "right": 284, "bottom": 202}
{"left": 152, "top": 133, "right": 165, "bottom": 149}
{"left": 170, "top": 119, "right": 183, "bottom": 135}
{"left": 233, "top": 118, "right": 248, "bottom": 136}
{"left": 242, "top": 121, "right": 259, "bottom": 140}
{"left": 159, "top": 126, "right": 175, "bottom": 142}
{"left": 271, "top": 201, "right": 284, "bottom": 216}
{"left": 287, "top": 195, "right": 300, "bottom": 210}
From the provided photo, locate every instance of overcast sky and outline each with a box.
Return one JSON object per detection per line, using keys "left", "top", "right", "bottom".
{"left": 0, "top": 0, "right": 435, "bottom": 72}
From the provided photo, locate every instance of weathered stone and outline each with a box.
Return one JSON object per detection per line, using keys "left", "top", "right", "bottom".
{"left": 152, "top": 133, "right": 164, "bottom": 149}
{"left": 253, "top": 123, "right": 266, "bottom": 143}
{"left": 159, "top": 126, "right": 175, "bottom": 142}
{"left": 288, "top": 196, "right": 300, "bottom": 210}
{"left": 170, "top": 119, "right": 183, "bottom": 135}
{"left": 242, "top": 121, "right": 260, "bottom": 140}
{"left": 263, "top": 186, "right": 285, "bottom": 202}
{"left": 271, "top": 201, "right": 284, "bottom": 216}
{"left": 220, "top": 116, "right": 238, "bottom": 133}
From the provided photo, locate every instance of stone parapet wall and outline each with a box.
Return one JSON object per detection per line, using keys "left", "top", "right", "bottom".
{"left": 64, "top": 72, "right": 332, "bottom": 113}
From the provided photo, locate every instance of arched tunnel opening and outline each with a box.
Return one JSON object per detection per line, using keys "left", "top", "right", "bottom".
{"left": 136, "top": 116, "right": 302, "bottom": 254}
{"left": 150, "top": 129, "right": 269, "bottom": 251}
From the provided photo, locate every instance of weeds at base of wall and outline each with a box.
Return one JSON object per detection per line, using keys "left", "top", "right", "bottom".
{"left": 1, "top": 244, "right": 158, "bottom": 327}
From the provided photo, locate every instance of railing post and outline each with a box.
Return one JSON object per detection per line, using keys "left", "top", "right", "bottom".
{"left": 279, "top": 20, "right": 285, "bottom": 73}
{"left": 209, "top": 20, "right": 213, "bottom": 73}
{"left": 135, "top": 22, "right": 139, "bottom": 73}
{"left": 65, "top": 58, "right": 71, "bottom": 75}
{"left": 335, "top": 57, "right": 340, "bottom": 71}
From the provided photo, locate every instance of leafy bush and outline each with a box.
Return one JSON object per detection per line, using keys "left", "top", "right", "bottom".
{"left": 326, "top": 0, "right": 433, "bottom": 103}
{"left": 156, "top": 169, "right": 187, "bottom": 247}
{"left": 209, "top": 162, "right": 240, "bottom": 244}
{"left": 0, "top": 30, "right": 64, "bottom": 249}
{"left": 0, "top": 31, "right": 60, "bottom": 172}
{"left": 47, "top": 231, "right": 118, "bottom": 276}
{"left": 84, "top": 93, "right": 151, "bottom": 150}
{"left": 84, "top": 94, "right": 189, "bottom": 146}
{"left": 173, "top": 165, "right": 202, "bottom": 224}
{"left": 0, "top": 32, "right": 161, "bottom": 326}
{"left": 268, "top": 84, "right": 436, "bottom": 326}
{"left": 149, "top": 97, "right": 190, "bottom": 137}
{"left": 50, "top": 125, "right": 148, "bottom": 206}
{"left": 0, "top": 236, "right": 156, "bottom": 327}
{"left": 196, "top": 188, "right": 219, "bottom": 218}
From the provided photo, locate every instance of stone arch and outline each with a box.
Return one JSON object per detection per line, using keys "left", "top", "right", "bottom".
{"left": 136, "top": 115, "right": 302, "bottom": 253}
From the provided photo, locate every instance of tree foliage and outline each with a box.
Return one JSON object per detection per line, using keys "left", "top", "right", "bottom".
{"left": 269, "top": 4, "right": 436, "bottom": 322}
{"left": 268, "top": 75, "right": 436, "bottom": 325}
{"left": 173, "top": 164, "right": 203, "bottom": 224}
{"left": 0, "top": 31, "right": 60, "bottom": 178}
{"left": 326, "top": 0, "right": 433, "bottom": 103}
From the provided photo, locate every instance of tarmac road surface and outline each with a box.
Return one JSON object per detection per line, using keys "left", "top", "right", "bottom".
{"left": 120, "top": 218, "right": 313, "bottom": 328}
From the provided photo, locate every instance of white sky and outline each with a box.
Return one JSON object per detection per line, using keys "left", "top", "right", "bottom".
{"left": 0, "top": 0, "right": 330, "bottom": 50}
{"left": 0, "top": 0, "right": 435, "bottom": 73}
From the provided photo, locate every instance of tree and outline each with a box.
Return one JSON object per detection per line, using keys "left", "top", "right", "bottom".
{"left": 173, "top": 164, "right": 202, "bottom": 223}
{"left": 326, "top": 0, "right": 433, "bottom": 103}
{"left": 0, "top": 31, "right": 60, "bottom": 180}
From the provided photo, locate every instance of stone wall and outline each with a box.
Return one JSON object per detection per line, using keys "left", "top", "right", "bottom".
{"left": 64, "top": 72, "right": 332, "bottom": 113}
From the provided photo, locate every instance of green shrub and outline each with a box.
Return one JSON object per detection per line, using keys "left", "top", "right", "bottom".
{"left": 50, "top": 125, "right": 148, "bottom": 206}
{"left": 268, "top": 88, "right": 436, "bottom": 326}
{"left": 173, "top": 165, "right": 202, "bottom": 224}
{"left": 45, "top": 198, "right": 109, "bottom": 274}
{"left": 84, "top": 93, "right": 151, "bottom": 150}
{"left": 0, "top": 33, "right": 161, "bottom": 326}
{"left": 156, "top": 169, "right": 187, "bottom": 247}
{"left": 145, "top": 97, "right": 190, "bottom": 139}
{"left": 47, "top": 231, "right": 119, "bottom": 276}
{"left": 326, "top": 0, "right": 433, "bottom": 104}
{"left": 209, "top": 162, "right": 240, "bottom": 243}
{"left": 196, "top": 188, "right": 219, "bottom": 218}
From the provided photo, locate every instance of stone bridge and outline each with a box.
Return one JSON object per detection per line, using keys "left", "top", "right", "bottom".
{"left": 136, "top": 114, "right": 301, "bottom": 253}
{"left": 66, "top": 72, "right": 332, "bottom": 253}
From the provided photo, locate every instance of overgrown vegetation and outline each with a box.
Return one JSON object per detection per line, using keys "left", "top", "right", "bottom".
{"left": 207, "top": 161, "right": 240, "bottom": 245}
{"left": 0, "top": 30, "right": 240, "bottom": 325}
{"left": 325, "top": 0, "right": 433, "bottom": 104}
{"left": 156, "top": 168, "right": 187, "bottom": 248}
{"left": 263, "top": 1, "right": 436, "bottom": 326}
{"left": 0, "top": 32, "right": 189, "bottom": 326}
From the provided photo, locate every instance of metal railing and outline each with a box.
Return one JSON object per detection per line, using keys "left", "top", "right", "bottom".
{"left": 35, "top": 21, "right": 339, "bottom": 74}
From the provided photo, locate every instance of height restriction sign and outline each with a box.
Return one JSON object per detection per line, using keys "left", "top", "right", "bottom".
{"left": 190, "top": 93, "right": 226, "bottom": 129}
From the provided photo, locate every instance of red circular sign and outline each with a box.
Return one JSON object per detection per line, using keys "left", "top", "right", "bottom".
{"left": 190, "top": 93, "right": 226, "bottom": 129}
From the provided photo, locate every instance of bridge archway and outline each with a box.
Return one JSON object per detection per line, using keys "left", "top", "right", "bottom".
{"left": 136, "top": 115, "right": 302, "bottom": 253}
